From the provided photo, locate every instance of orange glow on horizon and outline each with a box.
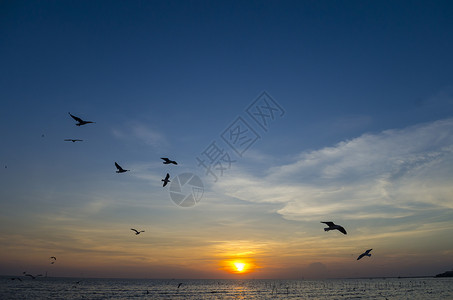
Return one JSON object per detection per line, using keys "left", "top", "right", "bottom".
{"left": 219, "top": 256, "right": 258, "bottom": 275}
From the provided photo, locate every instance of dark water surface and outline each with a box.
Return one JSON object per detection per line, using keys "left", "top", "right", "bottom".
{"left": 1, "top": 276, "right": 452, "bottom": 299}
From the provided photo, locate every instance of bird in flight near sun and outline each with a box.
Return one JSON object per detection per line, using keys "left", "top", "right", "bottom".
{"left": 321, "top": 221, "right": 347, "bottom": 235}
{"left": 24, "top": 273, "right": 43, "bottom": 279}
{"left": 130, "top": 228, "right": 145, "bottom": 235}
{"left": 357, "top": 249, "right": 373, "bottom": 260}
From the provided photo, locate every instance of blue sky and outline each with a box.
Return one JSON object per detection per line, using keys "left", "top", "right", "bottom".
{"left": 1, "top": 0, "right": 453, "bottom": 279}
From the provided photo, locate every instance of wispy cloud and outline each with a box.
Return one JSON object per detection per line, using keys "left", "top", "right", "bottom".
{"left": 112, "top": 122, "right": 168, "bottom": 148}
{"left": 214, "top": 118, "right": 453, "bottom": 222}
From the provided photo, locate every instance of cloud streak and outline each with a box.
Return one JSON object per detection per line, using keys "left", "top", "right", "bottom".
{"left": 112, "top": 122, "right": 168, "bottom": 148}
{"left": 215, "top": 118, "right": 453, "bottom": 222}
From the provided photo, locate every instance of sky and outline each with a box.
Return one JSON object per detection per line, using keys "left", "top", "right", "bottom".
{"left": 1, "top": 0, "right": 453, "bottom": 279}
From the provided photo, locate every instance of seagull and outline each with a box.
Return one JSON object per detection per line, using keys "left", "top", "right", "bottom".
{"left": 115, "top": 162, "right": 129, "bottom": 173}
{"left": 321, "top": 221, "right": 347, "bottom": 235}
{"left": 357, "top": 249, "right": 373, "bottom": 260}
{"left": 131, "top": 228, "right": 145, "bottom": 235}
{"left": 64, "top": 139, "right": 83, "bottom": 142}
{"left": 24, "top": 273, "right": 42, "bottom": 279}
{"left": 10, "top": 277, "right": 22, "bottom": 281}
{"left": 68, "top": 112, "right": 95, "bottom": 126}
{"left": 162, "top": 173, "right": 170, "bottom": 187}
{"left": 178, "top": 283, "right": 183, "bottom": 289}
{"left": 161, "top": 157, "right": 178, "bottom": 165}
{"left": 50, "top": 256, "right": 57, "bottom": 264}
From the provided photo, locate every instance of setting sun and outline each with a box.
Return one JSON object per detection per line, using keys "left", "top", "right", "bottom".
{"left": 234, "top": 262, "right": 246, "bottom": 272}
{"left": 219, "top": 254, "right": 258, "bottom": 275}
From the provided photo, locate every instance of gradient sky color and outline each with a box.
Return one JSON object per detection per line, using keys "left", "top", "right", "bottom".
{"left": 1, "top": 0, "right": 453, "bottom": 279}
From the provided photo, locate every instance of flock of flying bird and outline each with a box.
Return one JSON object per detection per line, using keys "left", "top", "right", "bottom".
{"left": 68, "top": 112, "right": 177, "bottom": 188}
{"left": 68, "top": 114, "right": 174, "bottom": 189}
{"left": 13, "top": 112, "right": 371, "bottom": 281}
{"left": 69, "top": 112, "right": 374, "bottom": 261}
{"left": 13, "top": 113, "right": 179, "bottom": 281}
{"left": 67, "top": 113, "right": 178, "bottom": 234}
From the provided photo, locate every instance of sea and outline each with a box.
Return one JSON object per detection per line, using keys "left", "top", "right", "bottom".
{"left": 1, "top": 276, "right": 452, "bottom": 299}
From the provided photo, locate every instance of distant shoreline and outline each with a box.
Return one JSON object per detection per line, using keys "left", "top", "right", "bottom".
{"left": 435, "top": 271, "right": 453, "bottom": 278}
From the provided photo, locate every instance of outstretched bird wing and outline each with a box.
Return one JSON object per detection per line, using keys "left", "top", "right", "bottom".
{"left": 68, "top": 112, "right": 83, "bottom": 123}
{"left": 357, "top": 249, "right": 372, "bottom": 260}
{"left": 161, "top": 158, "right": 170, "bottom": 163}
{"left": 337, "top": 226, "right": 347, "bottom": 235}
{"left": 165, "top": 173, "right": 170, "bottom": 180}
{"left": 321, "top": 221, "right": 335, "bottom": 227}
{"left": 115, "top": 162, "right": 124, "bottom": 171}
{"left": 131, "top": 228, "right": 139, "bottom": 234}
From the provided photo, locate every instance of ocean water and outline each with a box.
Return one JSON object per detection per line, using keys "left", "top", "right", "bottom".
{"left": 1, "top": 276, "right": 452, "bottom": 299}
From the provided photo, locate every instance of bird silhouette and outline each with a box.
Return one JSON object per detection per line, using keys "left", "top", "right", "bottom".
{"left": 10, "top": 277, "right": 22, "bottom": 281}
{"left": 321, "top": 221, "right": 347, "bottom": 235}
{"left": 131, "top": 228, "right": 145, "bottom": 235}
{"left": 357, "top": 249, "right": 373, "bottom": 260}
{"left": 162, "top": 173, "right": 170, "bottom": 187}
{"left": 24, "top": 273, "right": 42, "bottom": 279}
{"left": 68, "top": 112, "right": 95, "bottom": 126}
{"left": 64, "top": 139, "right": 83, "bottom": 142}
{"left": 161, "top": 157, "right": 178, "bottom": 165}
{"left": 178, "top": 283, "right": 183, "bottom": 288}
{"left": 115, "top": 162, "right": 129, "bottom": 173}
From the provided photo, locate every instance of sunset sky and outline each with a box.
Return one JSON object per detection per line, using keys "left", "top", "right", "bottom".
{"left": 1, "top": 0, "right": 453, "bottom": 279}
